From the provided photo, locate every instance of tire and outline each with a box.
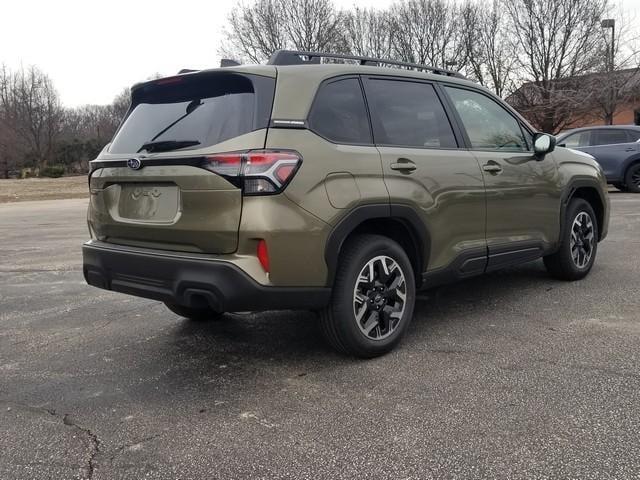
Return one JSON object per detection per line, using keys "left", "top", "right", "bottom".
{"left": 164, "top": 303, "right": 225, "bottom": 321}
{"left": 613, "top": 182, "right": 628, "bottom": 192}
{"left": 624, "top": 163, "right": 640, "bottom": 193}
{"left": 544, "top": 198, "right": 598, "bottom": 281}
{"left": 320, "top": 234, "right": 416, "bottom": 358}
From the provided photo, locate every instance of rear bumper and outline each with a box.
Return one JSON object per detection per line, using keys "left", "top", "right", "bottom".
{"left": 82, "top": 241, "right": 331, "bottom": 312}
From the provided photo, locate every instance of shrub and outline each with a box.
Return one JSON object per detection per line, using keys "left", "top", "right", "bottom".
{"left": 40, "top": 165, "right": 66, "bottom": 178}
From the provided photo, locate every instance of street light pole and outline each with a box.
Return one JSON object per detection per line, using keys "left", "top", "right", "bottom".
{"left": 601, "top": 19, "right": 616, "bottom": 125}
{"left": 601, "top": 19, "right": 615, "bottom": 70}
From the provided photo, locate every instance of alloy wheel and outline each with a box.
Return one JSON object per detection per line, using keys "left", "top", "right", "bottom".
{"left": 353, "top": 255, "right": 407, "bottom": 340}
{"left": 570, "top": 211, "right": 595, "bottom": 269}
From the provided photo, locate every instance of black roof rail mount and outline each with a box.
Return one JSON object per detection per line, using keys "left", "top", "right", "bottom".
{"left": 267, "top": 50, "right": 465, "bottom": 79}
{"left": 220, "top": 58, "right": 241, "bottom": 67}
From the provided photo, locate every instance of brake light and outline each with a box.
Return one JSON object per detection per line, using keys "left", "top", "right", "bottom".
{"left": 154, "top": 76, "right": 184, "bottom": 85}
{"left": 205, "top": 154, "right": 242, "bottom": 176}
{"left": 203, "top": 150, "right": 301, "bottom": 195}
{"left": 257, "top": 239, "right": 270, "bottom": 272}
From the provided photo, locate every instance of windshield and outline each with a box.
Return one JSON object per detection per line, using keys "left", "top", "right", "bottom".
{"left": 109, "top": 72, "right": 274, "bottom": 154}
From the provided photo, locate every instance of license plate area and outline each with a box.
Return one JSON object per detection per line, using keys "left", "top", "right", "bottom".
{"left": 116, "top": 183, "right": 179, "bottom": 223}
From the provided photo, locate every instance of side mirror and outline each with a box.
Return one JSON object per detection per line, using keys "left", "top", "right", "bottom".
{"left": 533, "top": 133, "right": 556, "bottom": 157}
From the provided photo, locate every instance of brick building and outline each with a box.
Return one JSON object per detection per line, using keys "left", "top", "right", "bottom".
{"left": 508, "top": 68, "right": 640, "bottom": 133}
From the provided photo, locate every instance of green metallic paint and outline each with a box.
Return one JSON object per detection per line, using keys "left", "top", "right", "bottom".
{"left": 86, "top": 62, "right": 610, "bottom": 294}
{"left": 377, "top": 146, "right": 487, "bottom": 271}
{"left": 89, "top": 165, "right": 242, "bottom": 254}
{"left": 473, "top": 150, "right": 562, "bottom": 253}
{"left": 265, "top": 128, "right": 389, "bottom": 224}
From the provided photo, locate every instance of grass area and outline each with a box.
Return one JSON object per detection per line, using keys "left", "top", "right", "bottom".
{"left": 0, "top": 176, "right": 88, "bottom": 203}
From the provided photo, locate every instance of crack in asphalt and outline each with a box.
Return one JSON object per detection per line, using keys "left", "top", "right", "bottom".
{"left": 3, "top": 401, "right": 168, "bottom": 478}
{"left": 2, "top": 402, "right": 102, "bottom": 480}
{"left": 52, "top": 410, "right": 101, "bottom": 480}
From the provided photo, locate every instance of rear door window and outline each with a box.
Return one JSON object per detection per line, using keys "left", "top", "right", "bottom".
{"left": 109, "top": 72, "right": 274, "bottom": 154}
{"left": 626, "top": 130, "right": 640, "bottom": 142}
{"left": 592, "top": 129, "right": 629, "bottom": 146}
{"left": 364, "top": 78, "right": 457, "bottom": 148}
{"left": 308, "top": 77, "right": 372, "bottom": 144}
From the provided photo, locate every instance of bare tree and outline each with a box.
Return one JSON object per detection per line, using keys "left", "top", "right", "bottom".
{"left": 588, "top": 8, "right": 640, "bottom": 124}
{"left": 505, "top": 0, "right": 610, "bottom": 133}
{"left": 69, "top": 89, "right": 129, "bottom": 143}
{"left": 221, "top": 0, "right": 346, "bottom": 63}
{"left": 282, "top": 0, "right": 347, "bottom": 53}
{"left": 342, "top": 7, "right": 391, "bottom": 58}
{"left": 57, "top": 88, "right": 131, "bottom": 173}
{"left": 0, "top": 65, "right": 63, "bottom": 170}
{"left": 460, "top": 1, "right": 516, "bottom": 97}
{"left": 389, "top": 0, "right": 465, "bottom": 70}
{"left": 109, "top": 88, "right": 130, "bottom": 125}
{"left": 222, "top": 0, "right": 288, "bottom": 63}
{"left": 588, "top": 70, "right": 640, "bottom": 125}
{"left": 0, "top": 118, "right": 19, "bottom": 178}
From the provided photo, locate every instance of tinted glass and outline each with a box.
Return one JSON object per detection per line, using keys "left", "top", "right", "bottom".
{"left": 627, "top": 130, "right": 640, "bottom": 142}
{"left": 110, "top": 73, "right": 274, "bottom": 154}
{"left": 365, "top": 79, "right": 457, "bottom": 148}
{"left": 562, "top": 131, "right": 591, "bottom": 148}
{"left": 445, "top": 87, "right": 528, "bottom": 151}
{"left": 593, "top": 129, "right": 630, "bottom": 146}
{"left": 308, "top": 78, "right": 371, "bottom": 144}
{"left": 521, "top": 127, "right": 535, "bottom": 150}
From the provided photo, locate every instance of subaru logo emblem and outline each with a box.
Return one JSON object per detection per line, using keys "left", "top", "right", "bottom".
{"left": 127, "top": 158, "right": 142, "bottom": 170}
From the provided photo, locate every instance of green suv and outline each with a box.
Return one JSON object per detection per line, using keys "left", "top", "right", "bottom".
{"left": 83, "top": 50, "right": 610, "bottom": 357}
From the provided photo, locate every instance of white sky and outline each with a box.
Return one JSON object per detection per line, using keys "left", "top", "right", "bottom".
{"left": 1, "top": 0, "right": 638, "bottom": 107}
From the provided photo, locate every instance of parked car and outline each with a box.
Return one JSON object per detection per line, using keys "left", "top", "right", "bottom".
{"left": 83, "top": 50, "right": 610, "bottom": 357}
{"left": 556, "top": 125, "right": 640, "bottom": 193}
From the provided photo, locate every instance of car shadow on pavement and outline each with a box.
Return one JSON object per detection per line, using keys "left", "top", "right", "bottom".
{"left": 88, "top": 258, "right": 591, "bottom": 411}
{"left": 159, "top": 260, "right": 553, "bottom": 366}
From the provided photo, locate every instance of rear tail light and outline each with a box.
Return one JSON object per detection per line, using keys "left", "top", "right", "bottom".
{"left": 203, "top": 150, "right": 301, "bottom": 195}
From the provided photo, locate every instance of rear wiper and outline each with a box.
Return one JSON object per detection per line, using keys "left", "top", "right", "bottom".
{"left": 137, "top": 139, "right": 200, "bottom": 153}
{"left": 144, "top": 99, "right": 203, "bottom": 147}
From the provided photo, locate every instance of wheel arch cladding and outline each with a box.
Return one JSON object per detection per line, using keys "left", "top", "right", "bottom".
{"left": 324, "top": 204, "right": 429, "bottom": 287}
{"left": 567, "top": 185, "right": 605, "bottom": 241}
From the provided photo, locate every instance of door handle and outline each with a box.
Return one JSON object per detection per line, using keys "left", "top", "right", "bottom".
{"left": 625, "top": 147, "right": 635, "bottom": 152}
{"left": 482, "top": 161, "right": 503, "bottom": 174}
{"left": 390, "top": 158, "right": 417, "bottom": 172}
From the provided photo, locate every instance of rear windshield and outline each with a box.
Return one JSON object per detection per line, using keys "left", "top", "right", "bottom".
{"left": 109, "top": 72, "right": 274, "bottom": 154}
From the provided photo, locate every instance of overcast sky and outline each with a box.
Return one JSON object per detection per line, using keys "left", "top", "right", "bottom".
{"left": 2, "top": 0, "right": 638, "bottom": 107}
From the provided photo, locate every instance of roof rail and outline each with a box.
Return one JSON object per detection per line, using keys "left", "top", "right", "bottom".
{"left": 267, "top": 50, "right": 464, "bottom": 78}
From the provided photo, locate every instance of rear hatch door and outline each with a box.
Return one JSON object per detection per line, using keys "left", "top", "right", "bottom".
{"left": 88, "top": 69, "right": 275, "bottom": 253}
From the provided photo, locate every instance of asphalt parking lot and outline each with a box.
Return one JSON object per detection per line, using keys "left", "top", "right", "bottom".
{"left": 1, "top": 193, "right": 639, "bottom": 480}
